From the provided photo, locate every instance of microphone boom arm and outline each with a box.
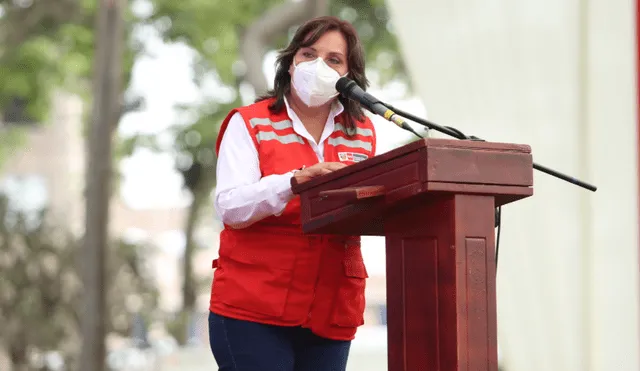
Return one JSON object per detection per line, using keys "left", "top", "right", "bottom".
{"left": 385, "top": 103, "right": 597, "bottom": 192}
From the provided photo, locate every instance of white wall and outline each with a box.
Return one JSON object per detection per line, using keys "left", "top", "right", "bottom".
{"left": 385, "top": 0, "right": 639, "bottom": 370}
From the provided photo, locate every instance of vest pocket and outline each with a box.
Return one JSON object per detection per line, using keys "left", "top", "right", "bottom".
{"left": 216, "top": 242, "right": 296, "bottom": 318}
{"left": 329, "top": 258, "right": 369, "bottom": 328}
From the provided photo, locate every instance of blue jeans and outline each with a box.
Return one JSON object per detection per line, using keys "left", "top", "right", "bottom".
{"left": 208, "top": 312, "right": 351, "bottom": 371}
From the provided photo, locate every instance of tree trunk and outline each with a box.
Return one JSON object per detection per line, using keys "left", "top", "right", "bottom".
{"left": 182, "top": 191, "right": 205, "bottom": 312}
{"left": 180, "top": 174, "right": 212, "bottom": 345}
{"left": 9, "top": 341, "right": 28, "bottom": 371}
{"left": 79, "top": 0, "right": 124, "bottom": 370}
{"left": 241, "top": 0, "right": 330, "bottom": 95}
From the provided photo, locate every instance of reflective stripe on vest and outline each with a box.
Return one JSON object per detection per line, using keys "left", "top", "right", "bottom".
{"left": 327, "top": 137, "right": 372, "bottom": 152}
{"left": 252, "top": 119, "right": 373, "bottom": 138}
{"left": 334, "top": 122, "right": 374, "bottom": 138}
{"left": 249, "top": 118, "right": 304, "bottom": 144}
{"left": 250, "top": 117, "right": 373, "bottom": 151}
{"left": 250, "top": 118, "right": 304, "bottom": 145}
{"left": 250, "top": 117, "right": 293, "bottom": 130}
{"left": 256, "top": 131, "right": 305, "bottom": 145}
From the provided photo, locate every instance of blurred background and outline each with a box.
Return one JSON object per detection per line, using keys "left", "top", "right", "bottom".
{"left": 0, "top": 0, "right": 638, "bottom": 370}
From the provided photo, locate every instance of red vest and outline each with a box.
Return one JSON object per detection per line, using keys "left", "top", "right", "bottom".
{"left": 209, "top": 98, "right": 376, "bottom": 341}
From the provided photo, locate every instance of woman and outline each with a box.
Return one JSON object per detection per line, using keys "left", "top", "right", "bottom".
{"left": 209, "top": 16, "right": 376, "bottom": 371}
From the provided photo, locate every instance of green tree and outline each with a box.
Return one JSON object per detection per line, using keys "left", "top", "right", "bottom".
{"left": 0, "top": 194, "right": 158, "bottom": 371}
{"left": 0, "top": 0, "right": 142, "bottom": 168}
{"left": 0, "top": 3, "right": 148, "bottom": 369}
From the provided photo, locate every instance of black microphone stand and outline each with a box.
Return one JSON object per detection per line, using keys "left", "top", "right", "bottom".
{"left": 385, "top": 103, "right": 598, "bottom": 192}
{"left": 382, "top": 103, "right": 597, "bottom": 271}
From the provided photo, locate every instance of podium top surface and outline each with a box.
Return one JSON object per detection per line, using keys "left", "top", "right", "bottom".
{"left": 291, "top": 138, "right": 533, "bottom": 235}
{"left": 293, "top": 138, "right": 532, "bottom": 194}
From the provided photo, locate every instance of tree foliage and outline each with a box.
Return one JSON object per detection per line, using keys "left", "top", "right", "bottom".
{"left": 330, "top": 0, "right": 409, "bottom": 86}
{"left": 0, "top": 0, "right": 144, "bottom": 170}
{"left": 0, "top": 194, "right": 158, "bottom": 370}
{"left": 0, "top": 0, "right": 92, "bottom": 123}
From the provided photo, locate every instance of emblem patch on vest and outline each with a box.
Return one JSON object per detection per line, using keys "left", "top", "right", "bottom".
{"left": 338, "top": 152, "right": 368, "bottom": 162}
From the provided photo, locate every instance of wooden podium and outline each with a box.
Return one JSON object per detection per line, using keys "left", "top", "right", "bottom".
{"left": 292, "top": 138, "right": 533, "bottom": 371}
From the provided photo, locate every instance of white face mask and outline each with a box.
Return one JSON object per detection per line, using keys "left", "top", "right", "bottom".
{"left": 291, "top": 57, "right": 345, "bottom": 107}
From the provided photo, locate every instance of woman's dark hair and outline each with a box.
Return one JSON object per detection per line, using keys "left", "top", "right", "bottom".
{"left": 256, "top": 16, "right": 369, "bottom": 132}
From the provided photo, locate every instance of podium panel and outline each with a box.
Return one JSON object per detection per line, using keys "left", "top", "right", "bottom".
{"left": 292, "top": 138, "right": 533, "bottom": 371}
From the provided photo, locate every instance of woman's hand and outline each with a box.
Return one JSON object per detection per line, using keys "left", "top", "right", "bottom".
{"left": 293, "top": 162, "right": 347, "bottom": 184}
